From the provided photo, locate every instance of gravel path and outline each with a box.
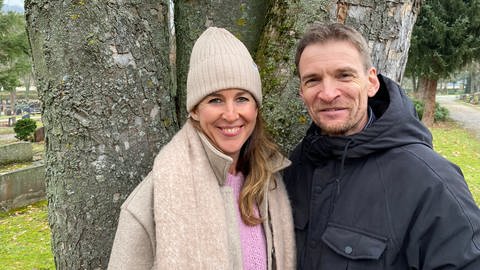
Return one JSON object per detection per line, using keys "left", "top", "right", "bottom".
{"left": 436, "top": 95, "right": 480, "bottom": 140}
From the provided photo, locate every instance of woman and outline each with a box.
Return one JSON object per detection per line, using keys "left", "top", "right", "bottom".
{"left": 108, "top": 27, "right": 295, "bottom": 270}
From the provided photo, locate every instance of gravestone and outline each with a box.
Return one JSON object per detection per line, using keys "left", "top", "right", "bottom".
{"left": 34, "top": 127, "right": 45, "bottom": 142}
{"left": 0, "top": 142, "right": 33, "bottom": 165}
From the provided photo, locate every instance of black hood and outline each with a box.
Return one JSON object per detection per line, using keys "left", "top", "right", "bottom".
{"left": 302, "top": 74, "right": 433, "bottom": 162}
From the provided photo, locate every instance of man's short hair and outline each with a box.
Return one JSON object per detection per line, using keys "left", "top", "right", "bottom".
{"left": 295, "top": 23, "right": 373, "bottom": 75}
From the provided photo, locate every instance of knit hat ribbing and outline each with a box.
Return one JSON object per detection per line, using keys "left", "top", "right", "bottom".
{"left": 186, "top": 27, "right": 262, "bottom": 112}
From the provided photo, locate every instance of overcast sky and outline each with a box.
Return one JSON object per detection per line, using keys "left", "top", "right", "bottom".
{"left": 4, "top": 0, "right": 23, "bottom": 7}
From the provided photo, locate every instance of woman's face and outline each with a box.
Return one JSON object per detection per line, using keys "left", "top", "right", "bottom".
{"left": 191, "top": 88, "right": 258, "bottom": 162}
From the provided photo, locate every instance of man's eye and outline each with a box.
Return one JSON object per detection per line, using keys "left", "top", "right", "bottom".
{"left": 304, "top": 79, "right": 319, "bottom": 87}
{"left": 339, "top": 73, "right": 353, "bottom": 80}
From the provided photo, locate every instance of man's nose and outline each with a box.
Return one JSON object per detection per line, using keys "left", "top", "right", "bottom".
{"left": 317, "top": 78, "right": 340, "bottom": 102}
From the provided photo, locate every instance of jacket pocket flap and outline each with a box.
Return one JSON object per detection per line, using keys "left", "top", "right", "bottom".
{"left": 321, "top": 224, "right": 387, "bottom": 260}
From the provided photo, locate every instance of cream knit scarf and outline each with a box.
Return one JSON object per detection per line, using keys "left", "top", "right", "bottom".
{"left": 151, "top": 121, "right": 235, "bottom": 269}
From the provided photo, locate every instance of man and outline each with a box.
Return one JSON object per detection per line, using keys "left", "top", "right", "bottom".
{"left": 284, "top": 23, "right": 480, "bottom": 269}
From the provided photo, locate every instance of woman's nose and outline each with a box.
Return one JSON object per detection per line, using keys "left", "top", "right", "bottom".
{"left": 222, "top": 102, "right": 239, "bottom": 121}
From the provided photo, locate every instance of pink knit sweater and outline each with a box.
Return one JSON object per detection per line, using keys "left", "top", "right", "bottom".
{"left": 226, "top": 173, "right": 267, "bottom": 270}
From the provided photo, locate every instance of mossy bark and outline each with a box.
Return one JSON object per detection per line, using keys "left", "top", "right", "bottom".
{"left": 25, "top": 0, "right": 176, "bottom": 268}
{"left": 174, "top": 0, "right": 268, "bottom": 123}
{"left": 258, "top": 0, "right": 421, "bottom": 153}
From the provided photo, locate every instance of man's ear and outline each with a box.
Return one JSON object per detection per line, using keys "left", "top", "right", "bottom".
{"left": 367, "top": 67, "right": 380, "bottom": 97}
{"left": 299, "top": 86, "right": 305, "bottom": 100}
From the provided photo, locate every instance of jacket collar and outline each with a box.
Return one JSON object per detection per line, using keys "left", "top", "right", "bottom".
{"left": 197, "top": 129, "right": 233, "bottom": 186}
{"left": 192, "top": 120, "right": 290, "bottom": 186}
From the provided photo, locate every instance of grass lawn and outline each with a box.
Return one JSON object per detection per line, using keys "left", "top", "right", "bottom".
{"left": 431, "top": 120, "right": 480, "bottom": 204}
{"left": 0, "top": 201, "right": 54, "bottom": 270}
{"left": 0, "top": 119, "right": 479, "bottom": 269}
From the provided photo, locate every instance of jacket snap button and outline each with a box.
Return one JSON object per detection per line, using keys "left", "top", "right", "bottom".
{"left": 344, "top": 246, "right": 353, "bottom": 254}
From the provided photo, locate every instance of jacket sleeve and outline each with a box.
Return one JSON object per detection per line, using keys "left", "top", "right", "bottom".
{"left": 108, "top": 209, "right": 155, "bottom": 270}
{"left": 405, "top": 165, "right": 480, "bottom": 269}
{"left": 108, "top": 177, "right": 156, "bottom": 270}
{"left": 269, "top": 173, "right": 296, "bottom": 270}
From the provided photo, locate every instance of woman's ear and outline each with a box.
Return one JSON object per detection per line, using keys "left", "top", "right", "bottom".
{"left": 190, "top": 111, "right": 199, "bottom": 121}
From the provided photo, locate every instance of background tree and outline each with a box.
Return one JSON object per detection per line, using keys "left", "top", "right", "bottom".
{"left": 405, "top": 0, "right": 480, "bottom": 126}
{"left": 465, "top": 61, "right": 480, "bottom": 94}
{"left": 0, "top": 7, "right": 31, "bottom": 114}
{"left": 25, "top": 0, "right": 421, "bottom": 268}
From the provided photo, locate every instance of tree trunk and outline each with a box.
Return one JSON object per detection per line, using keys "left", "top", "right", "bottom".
{"left": 24, "top": 70, "right": 32, "bottom": 104}
{"left": 25, "top": 0, "right": 422, "bottom": 267}
{"left": 365, "top": 0, "right": 421, "bottom": 83}
{"left": 174, "top": 0, "right": 268, "bottom": 123}
{"left": 257, "top": 0, "right": 422, "bottom": 152}
{"left": 25, "top": 0, "right": 177, "bottom": 268}
{"left": 420, "top": 76, "right": 438, "bottom": 127}
{"left": 411, "top": 75, "right": 422, "bottom": 99}
{"left": 9, "top": 90, "right": 16, "bottom": 115}
{"left": 467, "top": 62, "right": 479, "bottom": 94}
{"left": 474, "top": 62, "right": 480, "bottom": 92}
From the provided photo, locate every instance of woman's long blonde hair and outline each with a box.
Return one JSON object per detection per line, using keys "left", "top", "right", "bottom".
{"left": 236, "top": 113, "right": 283, "bottom": 225}
{"left": 191, "top": 110, "right": 282, "bottom": 226}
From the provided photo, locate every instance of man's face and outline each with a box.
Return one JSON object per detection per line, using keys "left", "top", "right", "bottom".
{"left": 298, "top": 40, "right": 380, "bottom": 136}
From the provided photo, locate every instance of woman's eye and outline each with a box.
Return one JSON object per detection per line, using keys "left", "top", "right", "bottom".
{"left": 236, "top": 96, "right": 250, "bottom": 103}
{"left": 207, "top": 98, "right": 222, "bottom": 104}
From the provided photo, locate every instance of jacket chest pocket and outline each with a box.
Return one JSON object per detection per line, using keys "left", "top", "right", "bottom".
{"left": 320, "top": 224, "right": 387, "bottom": 270}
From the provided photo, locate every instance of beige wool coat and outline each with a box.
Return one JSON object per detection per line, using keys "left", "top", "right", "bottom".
{"left": 108, "top": 120, "right": 296, "bottom": 270}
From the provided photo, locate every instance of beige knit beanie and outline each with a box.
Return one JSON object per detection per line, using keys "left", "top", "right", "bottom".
{"left": 186, "top": 27, "right": 262, "bottom": 112}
